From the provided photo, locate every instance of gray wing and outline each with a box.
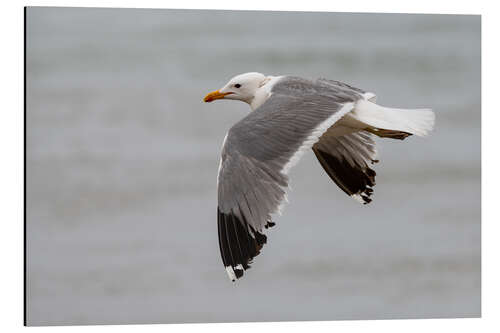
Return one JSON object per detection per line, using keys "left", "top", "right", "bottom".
{"left": 313, "top": 130, "right": 379, "bottom": 204}
{"left": 216, "top": 77, "right": 364, "bottom": 281}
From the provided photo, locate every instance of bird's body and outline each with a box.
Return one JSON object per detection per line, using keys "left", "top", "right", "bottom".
{"left": 204, "top": 73, "right": 435, "bottom": 281}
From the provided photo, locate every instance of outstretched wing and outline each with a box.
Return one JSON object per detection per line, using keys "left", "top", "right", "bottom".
{"left": 216, "top": 77, "right": 363, "bottom": 281}
{"left": 313, "top": 130, "right": 379, "bottom": 204}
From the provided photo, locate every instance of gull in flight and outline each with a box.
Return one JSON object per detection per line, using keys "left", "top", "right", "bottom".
{"left": 204, "top": 72, "right": 435, "bottom": 281}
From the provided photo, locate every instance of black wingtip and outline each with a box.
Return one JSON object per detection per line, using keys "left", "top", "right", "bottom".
{"left": 313, "top": 148, "right": 377, "bottom": 205}
{"left": 218, "top": 208, "right": 268, "bottom": 281}
{"left": 265, "top": 220, "right": 276, "bottom": 229}
{"left": 234, "top": 267, "right": 244, "bottom": 279}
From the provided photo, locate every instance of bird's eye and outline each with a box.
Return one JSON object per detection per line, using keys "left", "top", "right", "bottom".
{"left": 234, "top": 84, "right": 241, "bottom": 88}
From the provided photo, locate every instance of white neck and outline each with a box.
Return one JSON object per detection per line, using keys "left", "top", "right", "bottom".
{"left": 249, "top": 76, "right": 283, "bottom": 111}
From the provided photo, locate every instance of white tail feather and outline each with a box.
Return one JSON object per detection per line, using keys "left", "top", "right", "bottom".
{"left": 353, "top": 100, "right": 435, "bottom": 137}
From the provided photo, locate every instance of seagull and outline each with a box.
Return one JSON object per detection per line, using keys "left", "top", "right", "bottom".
{"left": 204, "top": 72, "right": 435, "bottom": 281}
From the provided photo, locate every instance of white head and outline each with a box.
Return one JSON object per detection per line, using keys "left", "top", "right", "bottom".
{"left": 204, "top": 72, "right": 268, "bottom": 105}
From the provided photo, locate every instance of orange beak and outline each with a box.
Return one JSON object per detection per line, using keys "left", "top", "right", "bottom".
{"left": 203, "top": 90, "right": 233, "bottom": 102}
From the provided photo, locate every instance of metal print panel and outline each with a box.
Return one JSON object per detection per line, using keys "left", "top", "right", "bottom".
{"left": 25, "top": 7, "right": 480, "bottom": 326}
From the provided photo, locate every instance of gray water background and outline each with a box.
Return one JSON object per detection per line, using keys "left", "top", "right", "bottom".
{"left": 25, "top": 7, "right": 481, "bottom": 326}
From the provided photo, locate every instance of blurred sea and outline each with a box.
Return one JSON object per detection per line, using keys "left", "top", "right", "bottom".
{"left": 25, "top": 7, "right": 481, "bottom": 325}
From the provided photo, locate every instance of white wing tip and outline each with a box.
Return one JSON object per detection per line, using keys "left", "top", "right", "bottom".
{"left": 225, "top": 266, "right": 236, "bottom": 282}
{"left": 225, "top": 264, "right": 244, "bottom": 282}
{"left": 351, "top": 194, "right": 365, "bottom": 204}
